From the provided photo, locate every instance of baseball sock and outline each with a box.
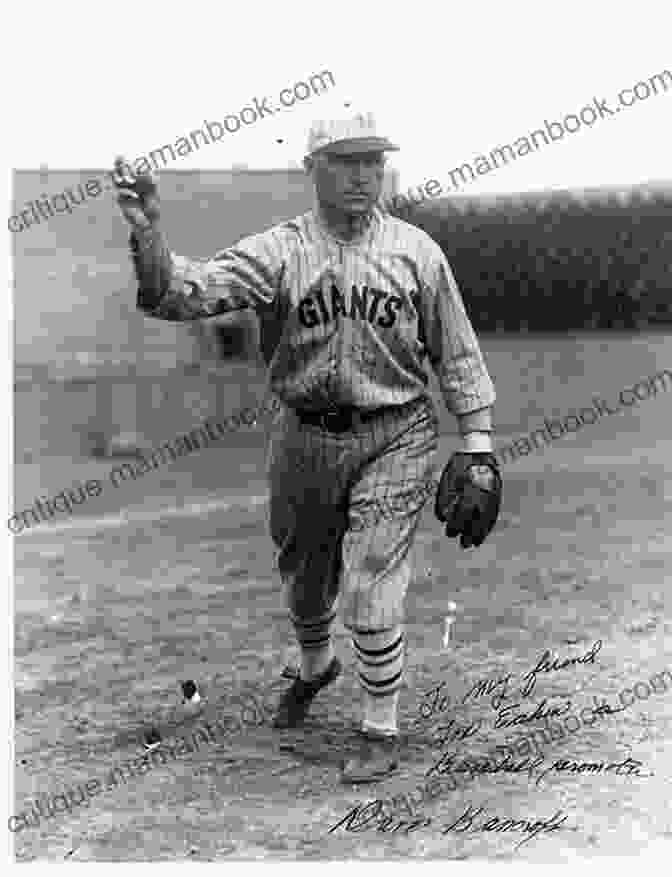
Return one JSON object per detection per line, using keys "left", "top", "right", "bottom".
{"left": 353, "top": 625, "right": 404, "bottom": 737}
{"left": 292, "top": 610, "right": 336, "bottom": 681}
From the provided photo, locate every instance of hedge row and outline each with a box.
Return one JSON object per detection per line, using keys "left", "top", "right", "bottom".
{"left": 401, "top": 191, "right": 672, "bottom": 331}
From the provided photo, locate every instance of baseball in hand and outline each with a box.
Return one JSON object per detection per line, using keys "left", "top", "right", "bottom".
{"left": 113, "top": 156, "right": 160, "bottom": 226}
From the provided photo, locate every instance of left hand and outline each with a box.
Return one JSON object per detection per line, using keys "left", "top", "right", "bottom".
{"left": 434, "top": 452, "right": 502, "bottom": 548}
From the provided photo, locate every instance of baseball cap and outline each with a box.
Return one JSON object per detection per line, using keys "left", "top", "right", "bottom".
{"left": 306, "top": 111, "right": 399, "bottom": 156}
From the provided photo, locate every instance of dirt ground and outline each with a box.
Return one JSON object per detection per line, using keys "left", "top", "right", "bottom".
{"left": 11, "top": 332, "right": 672, "bottom": 862}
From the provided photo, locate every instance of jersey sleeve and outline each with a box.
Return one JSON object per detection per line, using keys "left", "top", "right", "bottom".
{"left": 137, "top": 226, "right": 287, "bottom": 322}
{"left": 418, "top": 245, "right": 496, "bottom": 415}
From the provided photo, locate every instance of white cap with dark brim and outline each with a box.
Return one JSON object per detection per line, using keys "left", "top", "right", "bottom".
{"left": 307, "top": 111, "right": 399, "bottom": 156}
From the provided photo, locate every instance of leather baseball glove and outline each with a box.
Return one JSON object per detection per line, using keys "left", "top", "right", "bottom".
{"left": 434, "top": 452, "right": 502, "bottom": 549}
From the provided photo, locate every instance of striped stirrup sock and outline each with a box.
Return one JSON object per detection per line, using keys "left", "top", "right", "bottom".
{"left": 353, "top": 626, "right": 404, "bottom": 736}
{"left": 291, "top": 610, "right": 336, "bottom": 681}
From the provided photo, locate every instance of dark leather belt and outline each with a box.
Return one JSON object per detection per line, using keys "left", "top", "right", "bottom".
{"left": 293, "top": 404, "right": 389, "bottom": 433}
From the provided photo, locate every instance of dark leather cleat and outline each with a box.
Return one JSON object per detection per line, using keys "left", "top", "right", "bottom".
{"left": 341, "top": 729, "right": 400, "bottom": 784}
{"left": 273, "top": 656, "right": 342, "bottom": 729}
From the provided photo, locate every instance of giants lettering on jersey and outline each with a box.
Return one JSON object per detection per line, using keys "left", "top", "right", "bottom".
{"left": 298, "top": 284, "right": 402, "bottom": 330}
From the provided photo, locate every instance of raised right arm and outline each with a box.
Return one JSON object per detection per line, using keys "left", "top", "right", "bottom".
{"left": 113, "top": 158, "right": 284, "bottom": 321}
{"left": 129, "top": 226, "right": 283, "bottom": 321}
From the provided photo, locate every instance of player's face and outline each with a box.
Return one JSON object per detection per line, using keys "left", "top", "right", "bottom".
{"left": 310, "top": 151, "right": 386, "bottom": 215}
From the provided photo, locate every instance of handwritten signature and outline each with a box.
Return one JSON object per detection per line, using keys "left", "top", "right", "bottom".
{"left": 441, "top": 803, "right": 569, "bottom": 850}
{"left": 327, "top": 799, "right": 570, "bottom": 851}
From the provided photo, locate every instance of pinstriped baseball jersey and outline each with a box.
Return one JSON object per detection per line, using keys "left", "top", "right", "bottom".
{"left": 144, "top": 205, "right": 495, "bottom": 415}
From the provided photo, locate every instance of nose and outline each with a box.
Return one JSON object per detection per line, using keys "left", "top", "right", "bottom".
{"left": 351, "top": 161, "right": 372, "bottom": 184}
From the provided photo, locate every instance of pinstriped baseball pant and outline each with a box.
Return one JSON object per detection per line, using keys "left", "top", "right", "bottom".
{"left": 266, "top": 396, "right": 439, "bottom": 630}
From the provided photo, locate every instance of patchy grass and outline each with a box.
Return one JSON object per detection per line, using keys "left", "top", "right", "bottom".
{"left": 12, "top": 331, "right": 672, "bottom": 860}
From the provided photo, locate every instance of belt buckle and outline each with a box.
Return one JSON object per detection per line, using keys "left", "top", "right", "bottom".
{"left": 321, "top": 406, "right": 347, "bottom": 431}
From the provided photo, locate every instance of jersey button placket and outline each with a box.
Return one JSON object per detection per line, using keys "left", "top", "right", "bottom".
{"left": 333, "top": 244, "right": 343, "bottom": 403}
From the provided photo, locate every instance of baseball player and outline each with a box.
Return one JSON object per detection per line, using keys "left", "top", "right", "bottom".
{"left": 113, "top": 111, "right": 502, "bottom": 784}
